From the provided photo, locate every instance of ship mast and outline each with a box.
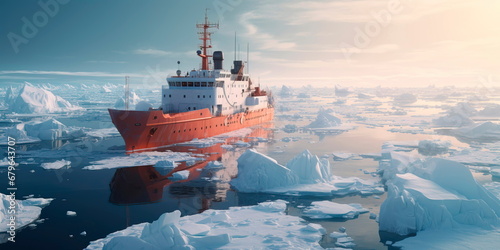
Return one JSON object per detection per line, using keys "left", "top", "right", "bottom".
{"left": 196, "top": 9, "right": 219, "bottom": 70}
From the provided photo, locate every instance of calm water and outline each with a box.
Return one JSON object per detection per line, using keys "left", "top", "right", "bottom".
{"left": 1, "top": 89, "right": 498, "bottom": 250}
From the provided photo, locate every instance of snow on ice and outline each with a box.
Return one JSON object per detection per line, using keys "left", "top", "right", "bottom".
{"left": 231, "top": 149, "right": 383, "bottom": 196}
{"left": 0, "top": 193, "right": 53, "bottom": 232}
{"left": 85, "top": 200, "right": 326, "bottom": 250}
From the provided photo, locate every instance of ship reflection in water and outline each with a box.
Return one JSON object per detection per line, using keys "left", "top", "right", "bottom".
{"left": 108, "top": 126, "right": 273, "bottom": 215}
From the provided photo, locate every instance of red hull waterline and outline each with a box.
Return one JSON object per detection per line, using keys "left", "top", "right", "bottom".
{"left": 108, "top": 107, "right": 274, "bottom": 153}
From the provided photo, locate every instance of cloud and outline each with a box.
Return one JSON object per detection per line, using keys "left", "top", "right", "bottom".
{"left": 133, "top": 49, "right": 172, "bottom": 56}
{"left": 239, "top": 11, "right": 296, "bottom": 51}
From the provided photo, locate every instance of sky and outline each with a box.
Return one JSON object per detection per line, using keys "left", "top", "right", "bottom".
{"left": 0, "top": 0, "right": 499, "bottom": 88}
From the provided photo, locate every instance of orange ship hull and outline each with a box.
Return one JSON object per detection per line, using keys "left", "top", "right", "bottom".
{"left": 109, "top": 107, "right": 274, "bottom": 152}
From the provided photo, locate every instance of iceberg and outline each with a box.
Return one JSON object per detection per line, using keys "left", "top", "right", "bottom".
{"left": 24, "top": 118, "right": 67, "bottom": 141}
{"left": 8, "top": 84, "right": 82, "bottom": 113}
{"left": 0, "top": 124, "right": 41, "bottom": 144}
{"left": 379, "top": 151, "right": 500, "bottom": 236}
{"left": 114, "top": 92, "right": 141, "bottom": 109}
{"left": 307, "top": 107, "right": 342, "bottom": 128}
{"left": 231, "top": 149, "right": 383, "bottom": 196}
{"left": 230, "top": 149, "right": 299, "bottom": 193}
{"left": 86, "top": 200, "right": 326, "bottom": 250}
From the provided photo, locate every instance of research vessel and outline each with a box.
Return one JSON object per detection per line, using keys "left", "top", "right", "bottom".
{"left": 108, "top": 14, "right": 274, "bottom": 152}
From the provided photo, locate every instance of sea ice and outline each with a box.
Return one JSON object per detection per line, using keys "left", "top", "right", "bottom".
{"left": 168, "top": 170, "right": 190, "bottom": 180}
{"left": 476, "top": 104, "right": 500, "bottom": 117}
{"left": 85, "top": 200, "right": 326, "bottom": 249}
{"left": 0, "top": 124, "right": 41, "bottom": 144}
{"left": 67, "top": 211, "right": 77, "bottom": 216}
{"left": 307, "top": 107, "right": 342, "bottom": 128}
{"left": 8, "top": 83, "right": 82, "bottom": 113}
{"left": 332, "top": 152, "right": 356, "bottom": 161}
{"left": 24, "top": 118, "right": 67, "bottom": 141}
{"left": 445, "top": 148, "right": 500, "bottom": 167}
{"left": 302, "top": 201, "right": 368, "bottom": 219}
{"left": 231, "top": 149, "right": 383, "bottom": 196}
{"left": 41, "top": 160, "right": 71, "bottom": 170}
{"left": 393, "top": 93, "right": 417, "bottom": 105}
{"left": 379, "top": 150, "right": 500, "bottom": 235}
{"left": 135, "top": 101, "right": 153, "bottom": 111}
{"left": 84, "top": 151, "right": 199, "bottom": 170}
{"left": 451, "top": 121, "right": 500, "bottom": 140}
{"left": 432, "top": 102, "right": 475, "bottom": 127}
{"left": 417, "top": 140, "right": 451, "bottom": 156}
{"left": 114, "top": 92, "right": 141, "bottom": 109}
{"left": 0, "top": 193, "right": 53, "bottom": 232}
{"left": 393, "top": 227, "right": 500, "bottom": 250}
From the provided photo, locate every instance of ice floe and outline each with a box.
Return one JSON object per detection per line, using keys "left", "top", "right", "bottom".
{"left": 231, "top": 149, "right": 383, "bottom": 196}
{"left": 84, "top": 151, "right": 200, "bottom": 170}
{"left": 85, "top": 200, "right": 326, "bottom": 250}
{"left": 445, "top": 148, "right": 500, "bottom": 167}
{"left": 393, "top": 227, "right": 500, "bottom": 250}
{"left": 0, "top": 193, "right": 53, "bottom": 232}
{"left": 302, "top": 201, "right": 368, "bottom": 219}
{"left": 451, "top": 122, "right": 500, "bottom": 140}
{"left": 417, "top": 140, "right": 451, "bottom": 156}
{"left": 41, "top": 159, "right": 71, "bottom": 170}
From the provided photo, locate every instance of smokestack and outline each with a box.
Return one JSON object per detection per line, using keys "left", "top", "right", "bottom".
{"left": 213, "top": 51, "right": 224, "bottom": 70}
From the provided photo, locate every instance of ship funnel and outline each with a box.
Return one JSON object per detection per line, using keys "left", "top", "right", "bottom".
{"left": 213, "top": 51, "right": 224, "bottom": 70}
{"left": 231, "top": 60, "right": 243, "bottom": 74}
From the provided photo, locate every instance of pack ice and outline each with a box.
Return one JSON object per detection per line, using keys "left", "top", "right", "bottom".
{"left": 85, "top": 200, "right": 326, "bottom": 250}
{"left": 7, "top": 84, "right": 82, "bottom": 114}
{"left": 231, "top": 149, "right": 383, "bottom": 196}
{"left": 378, "top": 150, "right": 500, "bottom": 236}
